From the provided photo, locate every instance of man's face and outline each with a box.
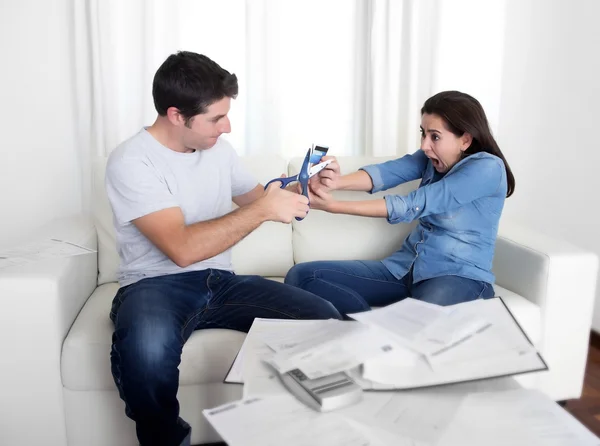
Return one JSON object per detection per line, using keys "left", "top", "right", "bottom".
{"left": 181, "top": 97, "right": 232, "bottom": 150}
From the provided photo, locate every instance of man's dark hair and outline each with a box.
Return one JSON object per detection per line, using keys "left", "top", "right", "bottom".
{"left": 152, "top": 51, "right": 238, "bottom": 124}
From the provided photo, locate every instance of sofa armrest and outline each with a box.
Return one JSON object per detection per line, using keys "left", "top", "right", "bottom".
{"left": 0, "top": 214, "right": 98, "bottom": 445}
{"left": 494, "top": 219, "right": 599, "bottom": 400}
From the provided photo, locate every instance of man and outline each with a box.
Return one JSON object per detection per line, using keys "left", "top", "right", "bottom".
{"left": 105, "top": 51, "right": 341, "bottom": 446}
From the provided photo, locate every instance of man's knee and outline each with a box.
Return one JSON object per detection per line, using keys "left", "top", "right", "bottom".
{"left": 112, "top": 318, "right": 182, "bottom": 375}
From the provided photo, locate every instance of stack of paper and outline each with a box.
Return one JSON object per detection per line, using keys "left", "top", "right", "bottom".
{"left": 225, "top": 297, "right": 547, "bottom": 393}
{"left": 224, "top": 319, "right": 321, "bottom": 396}
{"left": 352, "top": 298, "right": 546, "bottom": 389}
{"left": 259, "top": 319, "right": 401, "bottom": 379}
{"left": 349, "top": 298, "right": 491, "bottom": 361}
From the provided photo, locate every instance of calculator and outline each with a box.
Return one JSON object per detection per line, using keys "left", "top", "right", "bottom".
{"left": 279, "top": 368, "right": 363, "bottom": 412}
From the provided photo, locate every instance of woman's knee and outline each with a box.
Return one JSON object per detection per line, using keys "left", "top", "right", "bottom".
{"left": 412, "top": 276, "right": 490, "bottom": 306}
{"left": 284, "top": 262, "right": 319, "bottom": 287}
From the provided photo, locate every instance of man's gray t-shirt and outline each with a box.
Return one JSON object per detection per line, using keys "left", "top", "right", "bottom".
{"left": 105, "top": 128, "right": 258, "bottom": 286}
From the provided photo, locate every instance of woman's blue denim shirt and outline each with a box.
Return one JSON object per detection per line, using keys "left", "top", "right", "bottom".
{"left": 361, "top": 149, "right": 507, "bottom": 285}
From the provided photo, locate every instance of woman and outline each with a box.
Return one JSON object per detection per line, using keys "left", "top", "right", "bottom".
{"left": 285, "top": 90, "right": 515, "bottom": 315}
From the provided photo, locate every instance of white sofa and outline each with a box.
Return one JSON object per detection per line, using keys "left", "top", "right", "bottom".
{"left": 0, "top": 155, "right": 598, "bottom": 446}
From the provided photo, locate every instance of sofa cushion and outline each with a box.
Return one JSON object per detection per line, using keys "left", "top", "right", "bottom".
{"left": 289, "top": 156, "right": 419, "bottom": 263}
{"left": 91, "top": 153, "right": 294, "bottom": 285}
{"left": 92, "top": 158, "right": 121, "bottom": 286}
{"left": 61, "top": 283, "right": 246, "bottom": 391}
{"left": 61, "top": 280, "right": 540, "bottom": 392}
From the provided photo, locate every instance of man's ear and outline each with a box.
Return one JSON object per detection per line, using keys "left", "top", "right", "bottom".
{"left": 166, "top": 107, "right": 185, "bottom": 126}
{"left": 461, "top": 132, "right": 473, "bottom": 151}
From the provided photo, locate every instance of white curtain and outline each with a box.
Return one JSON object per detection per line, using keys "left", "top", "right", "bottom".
{"left": 71, "top": 0, "right": 505, "bottom": 209}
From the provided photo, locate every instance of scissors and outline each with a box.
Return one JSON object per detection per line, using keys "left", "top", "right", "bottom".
{"left": 264, "top": 146, "right": 333, "bottom": 221}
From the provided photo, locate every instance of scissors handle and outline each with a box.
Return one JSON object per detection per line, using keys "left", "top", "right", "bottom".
{"left": 264, "top": 175, "right": 299, "bottom": 190}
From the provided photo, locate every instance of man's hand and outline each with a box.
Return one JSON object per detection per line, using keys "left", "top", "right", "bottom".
{"left": 256, "top": 181, "right": 310, "bottom": 223}
{"left": 309, "top": 156, "right": 341, "bottom": 193}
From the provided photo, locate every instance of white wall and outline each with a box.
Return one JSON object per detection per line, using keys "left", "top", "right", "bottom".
{"left": 2, "top": 0, "right": 600, "bottom": 329}
{"left": 0, "top": 0, "right": 82, "bottom": 249}
{"left": 498, "top": 0, "right": 600, "bottom": 329}
{"left": 432, "top": 0, "right": 506, "bottom": 135}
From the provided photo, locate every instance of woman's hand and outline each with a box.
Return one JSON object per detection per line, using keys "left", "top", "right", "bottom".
{"left": 310, "top": 156, "right": 341, "bottom": 192}
{"left": 308, "top": 182, "right": 336, "bottom": 212}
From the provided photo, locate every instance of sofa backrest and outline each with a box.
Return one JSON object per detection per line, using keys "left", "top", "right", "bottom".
{"left": 92, "top": 154, "right": 417, "bottom": 285}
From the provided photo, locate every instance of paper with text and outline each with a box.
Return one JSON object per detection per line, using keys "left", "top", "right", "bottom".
{"left": 203, "top": 394, "right": 380, "bottom": 446}
{"left": 0, "top": 238, "right": 96, "bottom": 271}
{"left": 358, "top": 298, "right": 545, "bottom": 389}
{"left": 262, "top": 321, "right": 400, "bottom": 379}
{"left": 437, "top": 388, "right": 600, "bottom": 445}
{"left": 339, "top": 386, "right": 465, "bottom": 444}
{"left": 348, "top": 298, "right": 490, "bottom": 360}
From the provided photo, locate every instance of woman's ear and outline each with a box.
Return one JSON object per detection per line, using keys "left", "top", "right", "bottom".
{"left": 461, "top": 132, "right": 473, "bottom": 151}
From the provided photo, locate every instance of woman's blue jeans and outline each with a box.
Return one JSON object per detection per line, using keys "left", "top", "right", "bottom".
{"left": 109, "top": 269, "right": 341, "bottom": 446}
{"left": 284, "top": 260, "right": 495, "bottom": 316}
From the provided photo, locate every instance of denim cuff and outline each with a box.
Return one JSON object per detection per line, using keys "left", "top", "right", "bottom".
{"left": 359, "top": 165, "right": 385, "bottom": 194}
{"left": 384, "top": 195, "right": 412, "bottom": 224}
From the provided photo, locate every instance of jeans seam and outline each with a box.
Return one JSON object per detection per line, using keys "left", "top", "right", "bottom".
{"left": 311, "top": 268, "right": 400, "bottom": 285}
{"left": 312, "top": 277, "right": 369, "bottom": 311}
{"left": 180, "top": 310, "right": 204, "bottom": 344}
{"left": 111, "top": 314, "right": 135, "bottom": 419}
{"left": 178, "top": 269, "right": 214, "bottom": 342}
{"left": 476, "top": 282, "right": 488, "bottom": 299}
{"left": 205, "top": 302, "right": 299, "bottom": 320}
{"left": 297, "top": 268, "right": 405, "bottom": 312}
{"left": 211, "top": 274, "right": 257, "bottom": 300}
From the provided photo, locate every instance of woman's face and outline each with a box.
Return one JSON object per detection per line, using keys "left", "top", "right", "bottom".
{"left": 420, "top": 113, "right": 471, "bottom": 173}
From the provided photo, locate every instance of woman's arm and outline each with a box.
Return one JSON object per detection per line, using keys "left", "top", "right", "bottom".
{"left": 328, "top": 198, "right": 388, "bottom": 217}
{"left": 311, "top": 154, "right": 506, "bottom": 223}
{"left": 385, "top": 155, "right": 505, "bottom": 224}
{"left": 336, "top": 170, "right": 374, "bottom": 192}
{"left": 309, "top": 187, "right": 387, "bottom": 218}
{"left": 313, "top": 151, "right": 428, "bottom": 193}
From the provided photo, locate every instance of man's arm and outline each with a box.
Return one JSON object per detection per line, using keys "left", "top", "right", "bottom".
{"left": 232, "top": 184, "right": 264, "bottom": 207}
{"left": 133, "top": 204, "right": 266, "bottom": 267}
{"left": 134, "top": 183, "right": 308, "bottom": 267}
{"left": 232, "top": 180, "right": 300, "bottom": 208}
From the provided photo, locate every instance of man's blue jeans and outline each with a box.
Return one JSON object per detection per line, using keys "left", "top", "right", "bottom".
{"left": 109, "top": 269, "right": 341, "bottom": 446}
{"left": 284, "top": 260, "right": 495, "bottom": 316}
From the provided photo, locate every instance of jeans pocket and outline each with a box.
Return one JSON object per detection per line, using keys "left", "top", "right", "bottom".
{"left": 109, "top": 286, "right": 129, "bottom": 322}
{"left": 478, "top": 282, "right": 495, "bottom": 299}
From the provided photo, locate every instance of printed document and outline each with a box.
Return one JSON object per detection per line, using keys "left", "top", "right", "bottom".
{"left": 437, "top": 388, "right": 600, "bottom": 445}
{"left": 0, "top": 238, "right": 96, "bottom": 271}
{"left": 203, "top": 394, "right": 379, "bottom": 446}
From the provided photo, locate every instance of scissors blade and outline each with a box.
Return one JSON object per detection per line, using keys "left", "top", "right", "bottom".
{"left": 308, "top": 159, "right": 333, "bottom": 178}
{"left": 298, "top": 148, "right": 311, "bottom": 182}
